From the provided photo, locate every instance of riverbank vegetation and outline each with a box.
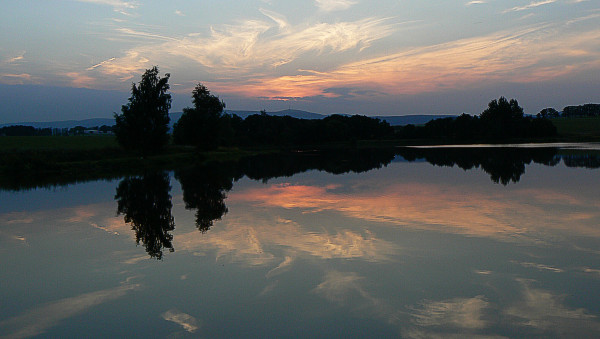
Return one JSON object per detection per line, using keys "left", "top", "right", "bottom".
{"left": 1, "top": 67, "right": 598, "bottom": 186}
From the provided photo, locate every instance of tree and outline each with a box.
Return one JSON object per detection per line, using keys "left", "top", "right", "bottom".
{"left": 173, "top": 83, "right": 228, "bottom": 150}
{"left": 537, "top": 107, "right": 559, "bottom": 119}
{"left": 479, "top": 97, "right": 525, "bottom": 138}
{"left": 115, "top": 172, "right": 175, "bottom": 259}
{"left": 114, "top": 66, "right": 171, "bottom": 154}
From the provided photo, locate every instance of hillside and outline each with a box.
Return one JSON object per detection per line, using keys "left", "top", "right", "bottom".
{"left": 0, "top": 109, "right": 456, "bottom": 129}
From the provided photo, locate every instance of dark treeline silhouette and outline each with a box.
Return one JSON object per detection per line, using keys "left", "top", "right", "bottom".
{"left": 115, "top": 172, "right": 175, "bottom": 259}
{"left": 239, "top": 148, "right": 397, "bottom": 181}
{"left": 396, "top": 147, "right": 560, "bottom": 185}
{"left": 0, "top": 125, "right": 52, "bottom": 136}
{"left": 562, "top": 104, "right": 600, "bottom": 118}
{"left": 562, "top": 153, "right": 600, "bottom": 169}
{"left": 396, "top": 97, "right": 557, "bottom": 141}
{"left": 173, "top": 83, "right": 393, "bottom": 150}
{"left": 237, "top": 113, "right": 394, "bottom": 147}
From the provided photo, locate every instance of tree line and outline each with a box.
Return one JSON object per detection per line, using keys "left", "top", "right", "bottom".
{"left": 0, "top": 125, "right": 114, "bottom": 136}
{"left": 114, "top": 67, "right": 393, "bottom": 153}
{"left": 114, "top": 67, "right": 563, "bottom": 154}
{"left": 396, "top": 97, "right": 557, "bottom": 141}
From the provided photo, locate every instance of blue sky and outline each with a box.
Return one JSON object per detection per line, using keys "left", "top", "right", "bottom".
{"left": 1, "top": 0, "right": 599, "bottom": 122}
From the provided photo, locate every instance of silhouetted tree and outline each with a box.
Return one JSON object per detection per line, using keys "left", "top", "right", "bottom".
{"left": 537, "top": 108, "right": 559, "bottom": 118}
{"left": 173, "top": 83, "right": 230, "bottom": 150}
{"left": 115, "top": 172, "right": 175, "bottom": 259}
{"left": 114, "top": 66, "right": 171, "bottom": 154}
{"left": 175, "top": 163, "right": 238, "bottom": 232}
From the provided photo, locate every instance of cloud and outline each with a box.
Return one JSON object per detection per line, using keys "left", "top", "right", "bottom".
{"left": 229, "top": 182, "right": 600, "bottom": 242}
{"left": 513, "top": 261, "right": 564, "bottom": 272}
{"left": 86, "top": 57, "right": 116, "bottom": 71}
{"left": 64, "top": 72, "right": 96, "bottom": 88}
{"left": 89, "top": 16, "right": 396, "bottom": 84}
{"left": 5, "top": 51, "right": 25, "bottom": 64}
{"left": 174, "top": 10, "right": 185, "bottom": 17}
{"left": 410, "top": 296, "right": 490, "bottom": 330}
{"left": 161, "top": 309, "right": 200, "bottom": 333}
{"left": 0, "top": 283, "right": 139, "bottom": 338}
{"left": 312, "top": 271, "right": 366, "bottom": 304}
{"left": 0, "top": 73, "right": 36, "bottom": 85}
{"left": 211, "top": 24, "right": 600, "bottom": 100}
{"left": 505, "top": 279, "right": 600, "bottom": 333}
{"left": 266, "top": 256, "right": 294, "bottom": 278}
{"left": 503, "top": 0, "right": 557, "bottom": 13}
{"left": 466, "top": 1, "right": 486, "bottom": 5}
{"left": 175, "top": 214, "right": 397, "bottom": 266}
{"left": 315, "top": 0, "right": 358, "bottom": 12}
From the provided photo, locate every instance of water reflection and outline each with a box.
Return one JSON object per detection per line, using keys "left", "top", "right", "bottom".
{"left": 175, "top": 163, "right": 237, "bottom": 233}
{"left": 115, "top": 172, "right": 175, "bottom": 259}
{"left": 397, "top": 147, "right": 560, "bottom": 184}
{"left": 2, "top": 145, "right": 600, "bottom": 337}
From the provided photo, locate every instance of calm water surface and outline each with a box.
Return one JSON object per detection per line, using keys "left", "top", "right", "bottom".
{"left": 1, "top": 145, "right": 600, "bottom": 338}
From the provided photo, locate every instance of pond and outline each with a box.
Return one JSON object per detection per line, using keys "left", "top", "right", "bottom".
{"left": 2, "top": 144, "right": 600, "bottom": 338}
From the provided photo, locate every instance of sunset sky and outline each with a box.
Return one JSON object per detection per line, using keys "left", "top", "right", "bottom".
{"left": 1, "top": 0, "right": 599, "bottom": 122}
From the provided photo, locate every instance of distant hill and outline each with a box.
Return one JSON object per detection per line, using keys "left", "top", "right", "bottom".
{"left": 0, "top": 110, "right": 455, "bottom": 129}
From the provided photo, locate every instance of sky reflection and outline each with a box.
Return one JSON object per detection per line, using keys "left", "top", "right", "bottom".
{"left": 1, "top": 149, "right": 600, "bottom": 337}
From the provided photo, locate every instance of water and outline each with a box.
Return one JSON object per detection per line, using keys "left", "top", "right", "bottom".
{"left": 1, "top": 145, "right": 600, "bottom": 338}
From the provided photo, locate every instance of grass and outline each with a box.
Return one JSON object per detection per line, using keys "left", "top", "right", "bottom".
{"left": 552, "top": 117, "right": 600, "bottom": 137}
{"left": 0, "top": 135, "right": 275, "bottom": 190}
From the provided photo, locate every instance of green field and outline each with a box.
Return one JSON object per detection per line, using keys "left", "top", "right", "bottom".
{"left": 552, "top": 117, "right": 600, "bottom": 137}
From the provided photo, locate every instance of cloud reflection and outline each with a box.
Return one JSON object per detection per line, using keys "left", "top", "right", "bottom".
{"left": 161, "top": 309, "right": 200, "bottom": 333}
{"left": 230, "top": 182, "right": 600, "bottom": 242}
{"left": 0, "top": 283, "right": 139, "bottom": 338}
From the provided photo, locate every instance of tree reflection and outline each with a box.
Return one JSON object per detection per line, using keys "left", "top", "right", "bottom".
{"left": 173, "top": 149, "right": 397, "bottom": 232}
{"left": 175, "top": 163, "right": 239, "bottom": 233}
{"left": 115, "top": 171, "right": 175, "bottom": 259}
{"left": 396, "top": 147, "right": 560, "bottom": 185}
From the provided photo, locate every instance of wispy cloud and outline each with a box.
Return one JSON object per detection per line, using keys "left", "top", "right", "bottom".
{"left": 505, "top": 279, "right": 600, "bottom": 333}
{"left": 0, "top": 73, "right": 36, "bottom": 85}
{"left": 0, "top": 283, "right": 139, "bottom": 338}
{"left": 211, "top": 24, "right": 600, "bottom": 100}
{"left": 174, "top": 10, "right": 185, "bottom": 17}
{"left": 504, "top": 0, "right": 557, "bottom": 13}
{"left": 315, "top": 0, "right": 358, "bottom": 12}
{"left": 91, "top": 15, "right": 396, "bottom": 84}
{"left": 466, "top": 1, "right": 486, "bottom": 6}
{"left": 161, "top": 309, "right": 200, "bottom": 333}
{"left": 5, "top": 51, "right": 25, "bottom": 64}
{"left": 86, "top": 57, "right": 116, "bottom": 71}
{"left": 410, "top": 296, "right": 490, "bottom": 330}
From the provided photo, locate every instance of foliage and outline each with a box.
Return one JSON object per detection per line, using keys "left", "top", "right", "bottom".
{"left": 173, "top": 83, "right": 230, "bottom": 150}
{"left": 562, "top": 104, "right": 600, "bottom": 117}
{"left": 237, "top": 113, "right": 394, "bottom": 146}
{"left": 115, "top": 172, "right": 175, "bottom": 259}
{"left": 114, "top": 66, "right": 171, "bottom": 154}
{"left": 395, "top": 97, "right": 557, "bottom": 141}
{"left": 537, "top": 108, "right": 559, "bottom": 118}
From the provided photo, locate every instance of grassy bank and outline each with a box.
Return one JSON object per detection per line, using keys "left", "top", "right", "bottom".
{"left": 552, "top": 117, "right": 600, "bottom": 139}
{"left": 0, "top": 136, "right": 267, "bottom": 190}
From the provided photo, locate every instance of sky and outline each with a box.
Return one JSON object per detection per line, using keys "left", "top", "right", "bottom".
{"left": 0, "top": 0, "right": 599, "bottom": 123}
